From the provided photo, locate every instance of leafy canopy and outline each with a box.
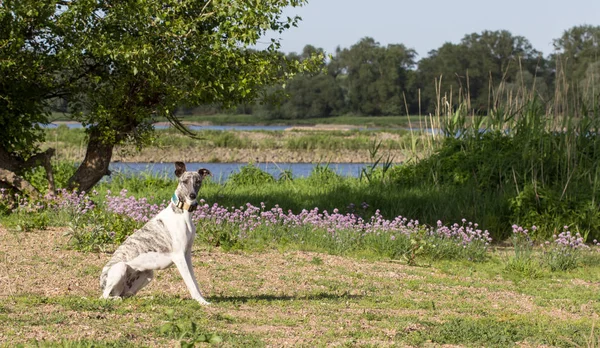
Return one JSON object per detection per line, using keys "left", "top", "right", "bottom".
{"left": 0, "top": 0, "right": 323, "bottom": 153}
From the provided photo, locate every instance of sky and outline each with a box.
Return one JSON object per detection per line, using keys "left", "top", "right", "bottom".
{"left": 262, "top": 0, "right": 600, "bottom": 58}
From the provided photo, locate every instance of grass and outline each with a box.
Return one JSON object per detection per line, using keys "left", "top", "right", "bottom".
{"left": 1, "top": 226, "right": 599, "bottom": 347}
{"left": 154, "top": 113, "right": 428, "bottom": 127}
{"left": 11, "top": 72, "right": 600, "bottom": 344}
{"left": 41, "top": 125, "right": 426, "bottom": 164}
{"left": 48, "top": 112, "right": 429, "bottom": 127}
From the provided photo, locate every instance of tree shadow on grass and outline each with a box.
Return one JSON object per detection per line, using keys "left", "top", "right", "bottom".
{"left": 209, "top": 291, "right": 363, "bottom": 304}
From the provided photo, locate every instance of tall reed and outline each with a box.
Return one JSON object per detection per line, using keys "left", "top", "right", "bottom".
{"left": 401, "top": 58, "right": 600, "bottom": 240}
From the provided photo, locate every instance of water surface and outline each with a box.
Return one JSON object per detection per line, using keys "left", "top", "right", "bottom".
{"left": 109, "top": 162, "right": 375, "bottom": 183}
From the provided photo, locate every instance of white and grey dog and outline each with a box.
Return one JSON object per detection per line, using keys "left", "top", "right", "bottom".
{"left": 100, "top": 162, "right": 212, "bottom": 305}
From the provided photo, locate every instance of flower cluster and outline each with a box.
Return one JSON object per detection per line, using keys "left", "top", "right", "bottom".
{"left": 432, "top": 219, "right": 492, "bottom": 247}
{"left": 512, "top": 224, "right": 536, "bottom": 239}
{"left": 0, "top": 188, "right": 96, "bottom": 214}
{"left": 544, "top": 227, "right": 588, "bottom": 251}
{"left": 101, "top": 189, "right": 491, "bottom": 248}
{"left": 45, "top": 189, "right": 97, "bottom": 215}
{"left": 104, "top": 189, "right": 165, "bottom": 223}
{"left": 541, "top": 226, "right": 588, "bottom": 271}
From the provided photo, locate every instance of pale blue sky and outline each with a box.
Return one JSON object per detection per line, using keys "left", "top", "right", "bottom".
{"left": 264, "top": 0, "right": 600, "bottom": 58}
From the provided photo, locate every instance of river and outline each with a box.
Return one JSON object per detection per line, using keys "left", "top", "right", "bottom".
{"left": 109, "top": 162, "right": 376, "bottom": 182}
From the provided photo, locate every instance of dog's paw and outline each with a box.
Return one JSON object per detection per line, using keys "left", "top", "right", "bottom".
{"left": 196, "top": 298, "right": 211, "bottom": 306}
{"left": 105, "top": 295, "right": 123, "bottom": 301}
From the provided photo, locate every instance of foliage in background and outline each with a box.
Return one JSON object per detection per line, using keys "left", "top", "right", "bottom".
{"left": 386, "top": 97, "right": 600, "bottom": 241}
{"left": 0, "top": 0, "right": 324, "bottom": 195}
{"left": 22, "top": 162, "right": 78, "bottom": 193}
{"left": 173, "top": 26, "right": 600, "bottom": 119}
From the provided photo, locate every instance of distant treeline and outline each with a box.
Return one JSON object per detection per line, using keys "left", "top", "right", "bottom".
{"left": 53, "top": 26, "right": 600, "bottom": 118}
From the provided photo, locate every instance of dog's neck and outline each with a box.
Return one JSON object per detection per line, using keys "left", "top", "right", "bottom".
{"left": 171, "top": 193, "right": 197, "bottom": 213}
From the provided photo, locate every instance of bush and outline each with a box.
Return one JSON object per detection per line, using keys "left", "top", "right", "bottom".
{"left": 504, "top": 224, "right": 544, "bottom": 277}
{"left": 22, "top": 161, "right": 78, "bottom": 192}
{"left": 3, "top": 210, "right": 50, "bottom": 232}
{"left": 387, "top": 113, "right": 600, "bottom": 241}
{"left": 307, "top": 164, "right": 341, "bottom": 185}
{"left": 66, "top": 210, "right": 141, "bottom": 252}
{"left": 228, "top": 164, "right": 275, "bottom": 186}
{"left": 509, "top": 184, "right": 600, "bottom": 241}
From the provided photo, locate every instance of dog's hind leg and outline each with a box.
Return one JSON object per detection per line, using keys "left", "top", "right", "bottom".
{"left": 123, "top": 270, "right": 154, "bottom": 297}
{"left": 102, "top": 262, "right": 128, "bottom": 299}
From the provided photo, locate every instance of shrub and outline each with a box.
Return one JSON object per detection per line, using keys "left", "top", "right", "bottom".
{"left": 4, "top": 210, "right": 50, "bottom": 232}
{"left": 22, "top": 161, "right": 78, "bottom": 192}
{"left": 424, "top": 219, "right": 492, "bottom": 262}
{"left": 228, "top": 164, "right": 275, "bottom": 186}
{"left": 66, "top": 210, "right": 141, "bottom": 252}
{"left": 307, "top": 163, "right": 341, "bottom": 184}
{"left": 510, "top": 184, "right": 600, "bottom": 241}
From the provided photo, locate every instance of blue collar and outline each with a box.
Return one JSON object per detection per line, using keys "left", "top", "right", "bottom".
{"left": 171, "top": 193, "right": 197, "bottom": 212}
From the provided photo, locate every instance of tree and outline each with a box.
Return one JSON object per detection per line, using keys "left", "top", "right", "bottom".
{"left": 416, "top": 30, "right": 545, "bottom": 113}
{"left": 334, "top": 37, "right": 416, "bottom": 116}
{"left": 262, "top": 73, "right": 345, "bottom": 119}
{"left": 261, "top": 46, "right": 345, "bottom": 119}
{"left": 551, "top": 25, "right": 600, "bottom": 111}
{"left": 0, "top": 0, "right": 322, "bottom": 194}
{"left": 0, "top": 0, "right": 70, "bottom": 196}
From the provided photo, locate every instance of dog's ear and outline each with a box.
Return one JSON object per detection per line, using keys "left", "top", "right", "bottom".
{"left": 198, "top": 168, "right": 212, "bottom": 178}
{"left": 174, "top": 162, "right": 186, "bottom": 177}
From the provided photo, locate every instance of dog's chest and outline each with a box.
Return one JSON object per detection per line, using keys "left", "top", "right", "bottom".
{"left": 158, "top": 209, "right": 196, "bottom": 251}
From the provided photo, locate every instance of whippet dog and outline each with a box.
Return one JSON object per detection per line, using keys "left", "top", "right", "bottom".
{"left": 100, "top": 162, "right": 212, "bottom": 305}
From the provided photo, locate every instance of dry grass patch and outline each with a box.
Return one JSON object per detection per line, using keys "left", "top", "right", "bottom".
{"left": 1, "top": 226, "right": 599, "bottom": 347}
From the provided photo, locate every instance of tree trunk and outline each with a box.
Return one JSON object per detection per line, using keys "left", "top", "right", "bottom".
{"left": 0, "top": 147, "right": 56, "bottom": 198}
{"left": 67, "top": 128, "right": 114, "bottom": 192}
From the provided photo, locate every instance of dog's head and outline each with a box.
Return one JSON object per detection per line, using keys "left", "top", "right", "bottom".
{"left": 174, "top": 162, "right": 211, "bottom": 206}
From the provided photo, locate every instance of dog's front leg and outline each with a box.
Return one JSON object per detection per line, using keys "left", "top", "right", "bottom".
{"left": 173, "top": 254, "right": 210, "bottom": 305}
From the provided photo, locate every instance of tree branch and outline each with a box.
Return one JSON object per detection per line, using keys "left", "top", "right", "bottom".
{"left": 0, "top": 168, "right": 41, "bottom": 198}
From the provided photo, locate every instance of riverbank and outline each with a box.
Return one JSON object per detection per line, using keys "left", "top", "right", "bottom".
{"left": 109, "top": 147, "right": 408, "bottom": 164}
{"left": 44, "top": 126, "right": 424, "bottom": 163}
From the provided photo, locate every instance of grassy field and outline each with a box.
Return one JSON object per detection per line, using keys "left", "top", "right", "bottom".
{"left": 1, "top": 226, "right": 600, "bottom": 347}
{"left": 169, "top": 114, "right": 434, "bottom": 128}
{"left": 42, "top": 125, "right": 428, "bottom": 164}
{"left": 48, "top": 112, "right": 430, "bottom": 128}
{"left": 16, "top": 92, "right": 600, "bottom": 346}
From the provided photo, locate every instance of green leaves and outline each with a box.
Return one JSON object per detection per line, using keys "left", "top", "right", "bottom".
{"left": 334, "top": 37, "right": 417, "bottom": 116}
{"left": 1, "top": 0, "right": 320, "bottom": 164}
